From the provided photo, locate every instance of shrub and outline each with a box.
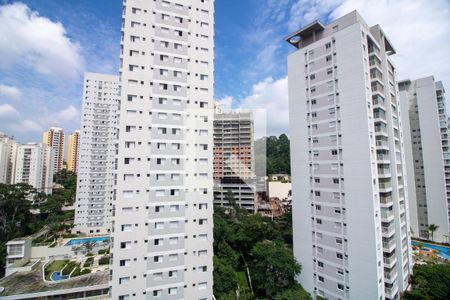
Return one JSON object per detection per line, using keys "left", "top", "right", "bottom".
{"left": 71, "top": 267, "right": 81, "bottom": 277}
{"left": 80, "top": 268, "right": 91, "bottom": 275}
{"left": 98, "top": 256, "right": 110, "bottom": 265}
{"left": 83, "top": 257, "right": 94, "bottom": 268}
{"left": 61, "top": 261, "right": 79, "bottom": 276}
{"left": 98, "top": 248, "right": 109, "bottom": 255}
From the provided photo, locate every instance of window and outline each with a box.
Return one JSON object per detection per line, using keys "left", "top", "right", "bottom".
{"left": 153, "top": 290, "right": 162, "bottom": 297}
{"left": 120, "top": 259, "right": 130, "bottom": 267}
{"left": 198, "top": 282, "right": 207, "bottom": 290}
{"left": 337, "top": 283, "right": 344, "bottom": 291}
{"left": 119, "top": 277, "right": 130, "bottom": 284}
{"left": 337, "top": 268, "right": 344, "bottom": 275}
{"left": 316, "top": 219, "right": 322, "bottom": 224}
{"left": 325, "top": 42, "right": 331, "bottom": 49}
{"left": 318, "top": 261, "right": 324, "bottom": 268}
{"left": 333, "top": 178, "right": 339, "bottom": 184}
{"left": 331, "top": 149, "right": 338, "bottom": 155}
{"left": 318, "top": 275, "right": 324, "bottom": 282}
{"left": 120, "top": 241, "right": 131, "bottom": 249}
{"left": 336, "top": 237, "right": 343, "bottom": 244}
{"left": 168, "top": 287, "right": 177, "bottom": 295}
{"left": 326, "top": 55, "right": 332, "bottom": 62}
{"left": 336, "top": 253, "right": 343, "bottom": 260}
{"left": 121, "top": 224, "right": 132, "bottom": 232}
{"left": 310, "top": 74, "right": 316, "bottom": 80}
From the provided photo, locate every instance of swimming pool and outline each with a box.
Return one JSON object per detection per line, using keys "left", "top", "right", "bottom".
{"left": 51, "top": 271, "right": 68, "bottom": 281}
{"left": 412, "top": 241, "right": 450, "bottom": 260}
{"left": 65, "top": 236, "right": 109, "bottom": 246}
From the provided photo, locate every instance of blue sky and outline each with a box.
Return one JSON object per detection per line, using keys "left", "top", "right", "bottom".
{"left": 1, "top": 0, "right": 450, "bottom": 143}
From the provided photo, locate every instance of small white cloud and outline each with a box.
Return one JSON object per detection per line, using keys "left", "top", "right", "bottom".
{"left": 230, "top": 77, "right": 289, "bottom": 136}
{"left": 0, "top": 84, "right": 21, "bottom": 100}
{"left": 216, "top": 96, "right": 234, "bottom": 110}
{"left": 0, "top": 104, "right": 19, "bottom": 118}
{"left": 10, "top": 120, "right": 43, "bottom": 133}
{"left": 56, "top": 105, "right": 78, "bottom": 122}
{"left": 0, "top": 2, "right": 84, "bottom": 79}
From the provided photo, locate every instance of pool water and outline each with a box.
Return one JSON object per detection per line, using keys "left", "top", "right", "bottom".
{"left": 65, "top": 236, "right": 109, "bottom": 246}
{"left": 412, "top": 241, "right": 450, "bottom": 260}
{"left": 51, "top": 271, "right": 68, "bottom": 281}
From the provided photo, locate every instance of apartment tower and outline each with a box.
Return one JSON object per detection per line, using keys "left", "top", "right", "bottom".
{"left": 399, "top": 77, "right": 450, "bottom": 242}
{"left": 213, "top": 108, "right": 256, "bottom": 212}
{"left": 0, "top": 132, "right": 18, "bottom": 184}
{"left": 73, "top": 73, "right": 119, "bottom": 235}
{"left": 110, "top": 0, "right": 215, "bottom": 299}
{"left": 67, "top": 130, "right": 81, "bottom": 174}
{"left": 42, "top": 127, "right": 65, "bottom": 173}
{"left": 14, "top": 143, "right": 53, "bottom": 194}
{"left": 287, "top": 11, "right": 412, "bottom": 300}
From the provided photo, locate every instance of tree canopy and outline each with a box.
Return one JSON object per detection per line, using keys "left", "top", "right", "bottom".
{"left": 403, "top": 264, "right": 450, "bottom": 300}
{"left": 255, "top": 134, "right": 290, "bottom": 175}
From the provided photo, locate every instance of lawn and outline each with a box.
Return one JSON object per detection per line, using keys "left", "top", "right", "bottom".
{"left": 44, "top": 260, "right": 68, "bottom": 280}
{"left": 237, "top": 271, "right": 251, "bottom": 293}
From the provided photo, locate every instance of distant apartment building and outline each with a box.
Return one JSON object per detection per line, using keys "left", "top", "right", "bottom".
{"left": 14, "top": 143, "right": 53, "bottom": 194}
{"left": 0, "top": 131, "right": 18, "bottom": 184}
{"left": 42, "top": 127, "right": 65, "bottom": 173}
{"left": 287, "top": 11, "right": 412, "bottom": 300}
{"left": 73, "top": 73, "right": 119, "bottom": 235}
{"left": 66, "top": 130, "right": 81, "bottom": 174}
{"left": 213, "top": 110, "right": 256, "bottom": 212}
{"left": 109, "top": 0, "right": 215, "bottom": 299}
{"left": 399, "top": 77, "right": 450, "bottom": 242}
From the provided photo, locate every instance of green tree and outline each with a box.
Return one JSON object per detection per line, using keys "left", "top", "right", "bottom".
{"left": 427, "top": 224, "right": 439, "bottom": 241}
{"left": 403, "top": 264, "right": 450, "bottom": 300}
{"left": 217, "top": 241, "right": 240, "bottom": 269}
{"left": 274, "top": 284, "right": 310, "bottom": 300}
{"left": 213, "top": 256, "right": 238, "bottom": 298}
{"left": 250, "top": 240, "right": 301, "bottom": 298}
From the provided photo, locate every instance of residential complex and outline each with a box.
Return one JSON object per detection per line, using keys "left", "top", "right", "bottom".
{"left": 73, "top": 73, "right": 119, "bottom": 235}
{"left": 110, "top": 0, "right": 215, "bottom": 299}
{"left": 67, "top": 130, "right": 81, "bottom": 174}
{"left": 287, "top": 11, "right": 412, "bottom": 300}
{"left": 213, "top": 109, "right": 256, "bottom": 212}
{"left": 42, "top": 127, "right": 65, "bottom": 173}
{"left": 399, "top": 77, "right": 450, "bottom": 242}
{"left": 0, "top": 132, "right": 18, "bottom": 184}
{"left": 14, "top": 143, "right": 53, "bottom": 194}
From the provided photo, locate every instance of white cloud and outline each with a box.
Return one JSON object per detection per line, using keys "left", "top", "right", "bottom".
{"left": 0, "top": 104, "right": 19, "bottom": 118}
{"left": 56, "top": 105, "right": 78, "bottom": 122}
{"left": 288, "top": 0, "right": 343, "bottom": 31}
{"left": 0, "top": 2, "right": 84, "bottom": 79}
{"left": 9, "top": 120, "right": 43, "bottom": 133}
{"left": 227, "top": 77, "right": 289, "bottom": 136}
{"left": 330, "top": 0, "right": 450, "bottom": 103}
{"left": 0, "top": 84, "right": 21, "bottom": 100}
{"left": 216, "top": 96, "right": 234, "bottom": 110}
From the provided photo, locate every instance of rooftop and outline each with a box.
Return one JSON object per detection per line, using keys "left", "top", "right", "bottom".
{"left": 0, "top": 262, "right": 108, "bottom": 297}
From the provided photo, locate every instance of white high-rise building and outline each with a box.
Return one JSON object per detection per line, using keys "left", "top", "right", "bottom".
{"left": 399, "top": 77, "right": 450, "bottom": 242}
{"left": 0, "top": 132, "right": 18, "bottom": 184}
{"left": 42, "top": 127, "right": 65, "bottom": 173}
{"left": 213, "top": 110, "right": 256, "bottom": 212}
{"left": 287, "top": 11, "right": 412, "bottom": 300}
{"left": 74, "top": 72, "right": 119, "bottom": 235}
{"left": 110, "top": 1, "right": 215, "bottom": 299}
{"left": 14, "top": 143, "right": 53, "bottom": 194}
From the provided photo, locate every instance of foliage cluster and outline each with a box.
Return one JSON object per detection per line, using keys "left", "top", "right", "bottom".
{"left": 403, "top": 264, "right": 450, "bottom": 300}
{"left": 0, "top": 170, "right": 77, "bottom": 276}
{"left": 255, "top": 134, "right": 290, "bottom": 175}
{"left": 213, "top": 197, "right": 308, "bottom": 299}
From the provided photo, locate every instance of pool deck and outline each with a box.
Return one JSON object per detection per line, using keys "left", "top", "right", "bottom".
{"left": 0, "top": 262, "right": 108, "bottom": 297}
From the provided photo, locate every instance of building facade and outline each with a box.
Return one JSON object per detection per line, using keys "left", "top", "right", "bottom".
{"left": 287, "top": 11, "right": 412, "bottom": 300}
{"left": 14, "top": 143, "right": 53, "bottom": 194}
{"left": 110, "top": 0, "right": 215, "bottom": 299}
{"left": 213, "top": 110, "right": 256, "bottom": 212}
{"left": 73, "top": 73, "right": 119, "bottom": 235}
{"left": 0, "top": 132, "right": 18, "bottom": 184}
{"left": 42, "top": 127, "right": 65, "bottom": 174}
{"left": 399, "top": 77, "right": 450, "bottom": 242}
{"left": 67, "top": 130, "right": 81, "bottom": 174}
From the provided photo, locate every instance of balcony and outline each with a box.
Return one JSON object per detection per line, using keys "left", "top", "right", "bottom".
{"left": 381, "top": 209, "right": 394, "bottom": 221}
{"left": 382, "top": 224, "right": 395, "bottom": 238}
{"left": 383, "top": 255, "right": 397, "bottom": 268}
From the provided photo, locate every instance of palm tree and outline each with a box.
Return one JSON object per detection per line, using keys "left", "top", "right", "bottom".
{"left": 428, "top": 224, "right": 439, "bottom": 241}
